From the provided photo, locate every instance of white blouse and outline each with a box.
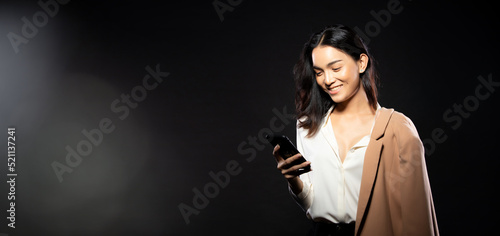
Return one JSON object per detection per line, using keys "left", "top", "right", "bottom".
{"left": 290, "top": 105, "right": 380, "bottom": 223}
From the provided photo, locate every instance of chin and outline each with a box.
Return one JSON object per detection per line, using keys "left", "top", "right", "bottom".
{"left": 330, "top": 95, "right": 345, "bottom": 104}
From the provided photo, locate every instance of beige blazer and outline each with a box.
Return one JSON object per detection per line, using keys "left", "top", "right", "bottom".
{"left": 355, "top": 107, "right": 439, "bottom": 235}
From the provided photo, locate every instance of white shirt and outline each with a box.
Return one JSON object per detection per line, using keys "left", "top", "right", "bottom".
{"left": 290, "top": 105, "right": 380, "bottom": 223}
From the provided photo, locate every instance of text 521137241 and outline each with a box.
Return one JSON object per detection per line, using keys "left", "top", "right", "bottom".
{"left": 7, "top": 128, "right": 16, "bottom": 229}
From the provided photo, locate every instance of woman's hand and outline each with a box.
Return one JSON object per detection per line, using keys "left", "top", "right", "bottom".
{"left": 273, "top": 144, "right": 311, "bottom": 194}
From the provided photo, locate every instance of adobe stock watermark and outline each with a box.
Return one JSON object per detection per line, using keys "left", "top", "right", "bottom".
{"left": 423, "top": 73, "right": 498, "bottom": 155}
{"left": 7, "top": 0, "right": 70, "bottom": 54}
{"left": 51, "top": 64, "right": 170, "bottom": 183}
{"left": 387, "top": 73, "right": 498, "bottom": 191}
{"left": 178, "top": 105, "right": 295, "bottom": 225}
{"left": 335, "top": 0, "right": 410, "bottom": 58}
{"left": 212, "top": 0, "right": 243, "bottom": 22}
{"left": 353, "top": 0, "right": 410, "bottom": 46}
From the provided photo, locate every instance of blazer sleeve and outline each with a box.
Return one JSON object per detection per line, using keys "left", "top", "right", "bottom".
{"left": 288, "top": 125, "right": 314, "bottom": 211}
{"left": 395, "top": 114, "right": 439, "bottom": 236}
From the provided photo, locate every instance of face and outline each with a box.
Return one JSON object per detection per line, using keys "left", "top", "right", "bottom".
{"left": 311, "top": 46, "right": 368, "bottom": 105}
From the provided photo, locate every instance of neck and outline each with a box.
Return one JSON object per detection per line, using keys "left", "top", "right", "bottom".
{"left": 333, "top": 86, "right": 375, "bottom": 116}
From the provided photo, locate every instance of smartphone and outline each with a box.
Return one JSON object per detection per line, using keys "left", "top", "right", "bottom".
{"left": 265, "top": 134, "right": 310, "bottom": 172}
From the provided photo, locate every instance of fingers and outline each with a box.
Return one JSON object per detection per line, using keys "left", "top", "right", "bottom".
{"left": 272, "top": 145, "right": 284, "bottom": 163}
{"left": 293, "top": 162, "right": 312, "bottom": 176}
{"left": 281, "top": 160, "right": 311, "bottom": 178}
{"left": 276, "top": 152, "right": 305, "bottom": 169}
{"left": 276, "top": 153, "right": 311, "bottom": 179}
{"left": 273, "top": 145, "right": 311, "bottom": 179}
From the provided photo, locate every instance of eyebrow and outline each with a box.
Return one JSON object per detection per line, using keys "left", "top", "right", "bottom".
{"left": 313, "top": 59, "right": 342, "bottom": 70}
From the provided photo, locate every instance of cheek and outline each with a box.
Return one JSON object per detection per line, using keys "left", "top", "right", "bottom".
{"left": 315, "top": 76, "right": 323, "bottom": 86}
{"left": 343, "top": 66, "right": 360, "bottom": 83}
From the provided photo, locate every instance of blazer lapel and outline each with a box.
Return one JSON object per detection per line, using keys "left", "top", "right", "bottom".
{"left": 355, "top": 107, "right": 394, "bottom": 235}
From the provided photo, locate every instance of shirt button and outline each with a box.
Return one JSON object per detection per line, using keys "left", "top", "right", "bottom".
{"left": 350, "top": 148, "right": 355, "bottom": 153}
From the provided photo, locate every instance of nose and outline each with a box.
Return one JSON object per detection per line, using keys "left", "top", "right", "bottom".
{"left": 324, "top": 71, "right": 335, "bottom": 86}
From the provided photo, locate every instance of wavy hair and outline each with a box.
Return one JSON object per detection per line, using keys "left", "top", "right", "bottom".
{"left": 294, "top": 24, "right": 379, "bottom": 137}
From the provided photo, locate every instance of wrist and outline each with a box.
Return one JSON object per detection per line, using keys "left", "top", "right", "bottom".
{"left": 288, "top": 177, "right": 303, "bottom": 195}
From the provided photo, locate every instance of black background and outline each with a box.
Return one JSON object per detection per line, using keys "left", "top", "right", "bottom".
{"left": 0, "top": 0, "right": 499, "bottom": 235}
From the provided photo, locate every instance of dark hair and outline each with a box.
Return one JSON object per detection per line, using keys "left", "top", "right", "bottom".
{"left": 294, "top": 24, "right": 379, "bottom": 137}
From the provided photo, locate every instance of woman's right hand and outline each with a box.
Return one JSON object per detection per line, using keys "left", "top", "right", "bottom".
{"left": 272, "top": 144, "right": 311, "bottom": 194}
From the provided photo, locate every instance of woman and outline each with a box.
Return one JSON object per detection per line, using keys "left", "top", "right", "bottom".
{"left": 272, "top": 25, "right": 439, "bottom": 236}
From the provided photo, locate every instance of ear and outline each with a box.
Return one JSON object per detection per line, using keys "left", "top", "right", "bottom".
{"left": 358, "top": 53, "right": 369, "bottom": 73}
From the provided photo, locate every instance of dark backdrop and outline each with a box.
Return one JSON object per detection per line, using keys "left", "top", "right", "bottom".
{"left": 0, "top": 0, "right": 499, "bottom": 235}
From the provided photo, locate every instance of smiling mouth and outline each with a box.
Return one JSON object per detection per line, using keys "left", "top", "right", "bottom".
{"left": 327, "top": 84, "right": 342, "bottom": 94}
